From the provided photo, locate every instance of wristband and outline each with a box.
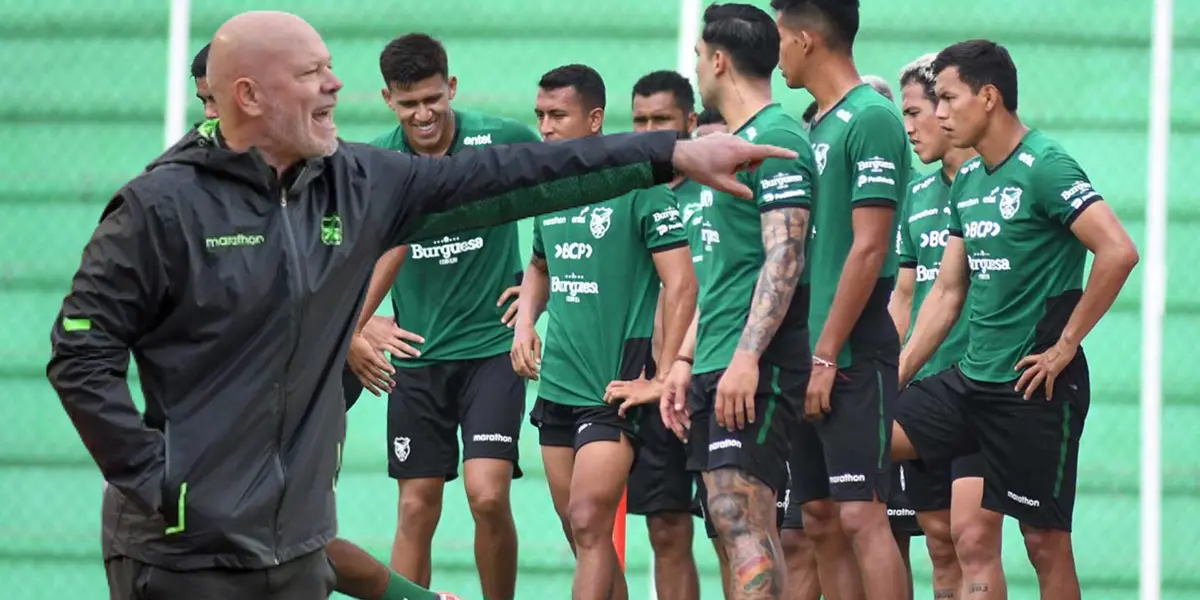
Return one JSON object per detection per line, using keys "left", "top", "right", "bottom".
{"left": 812, "top": 355, "right": 837, "bottom": 369}
{"left": 676, "top": 355, "right": 694, "bottom": 365}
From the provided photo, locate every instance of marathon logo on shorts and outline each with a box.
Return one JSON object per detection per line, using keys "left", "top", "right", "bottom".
{"left": 472, "top": 433, "right": 513, "bottom": 443}
{"left": 828, "top": 473, "right": 866, "bottom": 484}
{"left": 1007, "top": 490, "right": 1040, "bottom": 507}
{"left": 708, "top": 439, "right": 742, "bottom": 451}
{"left": 410, "top": 236, "right": 485, "bottom": 265}
{"left": 887, "top": 507, "right": 916, "bottom": 517}
{"left": 550, "top": 275, "right": 599, "bottom": 303}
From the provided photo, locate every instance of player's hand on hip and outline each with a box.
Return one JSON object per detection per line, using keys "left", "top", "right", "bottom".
{"left": 362, "top": 315, "right": 424, "bottom": 359}
{"left": 347, "top": 333, "right": 394, "bottom": 396}
{"left": 671, "top": 133, "right": 798, "bottom": 199}
{"left": 604, "top": 376, "right": 661, "bottom": 418}
{"left": 510, "top": 324, "right": 542, "bottom": 380}
{"left": 1014, "top": 338, "right": 1078, "bottom": 400}
{"left": 496, "top": 285, "right": 521, "bottom": 326}
{"left": 715, "top": 351, "right": 758, "bottom": 432}
{"left": 804, "top": 360, "right": 837, "bottom": 421}
{"left": 660, "top": 359, "right": 693, "bottom": 441}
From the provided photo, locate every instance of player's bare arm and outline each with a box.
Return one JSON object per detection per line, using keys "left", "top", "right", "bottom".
{"left": 898, "top": 236, "right": 969, "bottom": 386}
{"left": 717, "top": 206, "right": 810, "bottom": 431}
{"left": 661, "top": 309, "right": 699, "bottom": 441}
{"left": 347, "top": 246, "right": 425, "bottom": 395}
{"left": 708, "top": 467, "right": 786, "bottom": 599}
{"left": 889, "top": 267, "right": 916, "bottom": 341}
{"left": 1014, "top": 202, "right": 1138, "bottom": 399}
{"left": 356, "top": 246, "right": 408, "bottom": 331}
{"left": 805, "top": 205, "right": 894, "bottom": 418}
{"left": 605, "top": 247, "right": 697, "bottom": 415}
{"left": 510, "top": 255, "right": 549, "bottom": 379}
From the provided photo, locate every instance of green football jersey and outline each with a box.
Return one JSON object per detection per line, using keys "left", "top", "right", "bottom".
{"left": 371, "top": 109, "right": 541, "bottom": 367}
{"left": 532, "top": 186, "right": 688, "bottom": 406}
{"left": 947, "top": 130, "right": 1100, "bottom": 383}
{"left": 808, "top": 84, "right": 911, "bottom": 367}
{"left": 673, "top": 178, "right": 707, "bottom": 281}
{"left": 897, "top": 170, "right": 968, "bottom": 380}
{"left": 692, "top": 104, "right": 816, "bottom": 375}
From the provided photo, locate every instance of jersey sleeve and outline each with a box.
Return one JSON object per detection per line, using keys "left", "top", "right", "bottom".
{"left": 753, "top": 128, "right": 815, "bottom": 212}
{"left": 896, "top": 187, "right": 917, "bottom": 268}
{"left": 637, "top": 186, "right": 689, "bottom": 252}
{"left": 846, "top": 106, "right": 908, "bottom": 207}
{"left": 1031, "top": 151, "right": 1102, "bottom": 227}
{"left": 532, "top": 218, "right": 546, "bottom": 258}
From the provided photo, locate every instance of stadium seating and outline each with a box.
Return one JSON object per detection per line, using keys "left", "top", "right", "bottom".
{"left": 1, "top": 0, "right": 1197, "bottom": 598}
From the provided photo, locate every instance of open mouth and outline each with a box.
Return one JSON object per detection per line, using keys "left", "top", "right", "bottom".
{"left": 413, "top": 119, "right": 438, "bottom": 136}
{"left": 312, "top": 107, "right": 334, "bottom": 128}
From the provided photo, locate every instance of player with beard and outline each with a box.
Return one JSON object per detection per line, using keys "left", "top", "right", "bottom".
{"left": 773, "top": 1, "right": 912, "bottom": 599}
{"left": 512, "top": 64, "right": 697, "bottom": 600}
{"left": 342, "top": 33, "right": 536, "bottom": 599}
{"left": 661, "top": 4, "right": 816, "bottom": 598}
{"left": 887, "top": 52, "right": 993, "bottom": 600}
{"left": 604, "top": 68, "right": 702, "bottom": 600}
{"left": 893, "top": 40, "right": 1138, "bottom": 600}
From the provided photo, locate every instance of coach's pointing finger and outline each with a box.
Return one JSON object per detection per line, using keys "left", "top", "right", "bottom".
{"left": 671, "top": 133, "right": 798, "bottom": 200}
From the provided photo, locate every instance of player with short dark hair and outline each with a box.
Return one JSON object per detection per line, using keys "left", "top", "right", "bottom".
{"left": 602, "top": 68, "right": 703, "bottom": 600}
{"left": 889, "top": 52, "right": 996, "bottom": 600}
{"left": 191, "top": 43, "right": 217, "bottom": 119}
{"left": 513, "top": 63, "right": 698, "bottom": 600}
{"left": 773, "top": 1, "right": 912, "bottom": 599}
{"left": 662, "top": 4, "right": 815, "bottom": 598}
{"left": 344, "top": 33, "right": 537, "bottom": 599}
{"left": 893, "top": 39, "right": 1138, "bottom": 600}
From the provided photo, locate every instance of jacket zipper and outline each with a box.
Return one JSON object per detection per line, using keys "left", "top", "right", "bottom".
{"left": 273, "top": 179, "right": 307, "bottom": 565}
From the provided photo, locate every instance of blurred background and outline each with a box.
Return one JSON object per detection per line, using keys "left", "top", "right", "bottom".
{"left": 1, "top": 0, "right": 1197, "bottom": 598}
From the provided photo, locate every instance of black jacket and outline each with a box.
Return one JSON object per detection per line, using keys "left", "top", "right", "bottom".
{"left": 51, "top": 125, "right": 676, "bottom": 570}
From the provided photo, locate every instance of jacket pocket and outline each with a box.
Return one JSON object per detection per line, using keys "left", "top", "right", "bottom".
{"left": 159, "top": 423, "right": 188, "bottom": 535}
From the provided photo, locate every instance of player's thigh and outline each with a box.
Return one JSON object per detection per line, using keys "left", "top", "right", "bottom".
{"left": 458, "top": 353, "right": 526, "bottom": 477}
{"left": 703, "top": 362, "right": 798, "bottom": 495}
{"left": 627, "top": 406, "right": 695, "bottom": 517}
{"left": 265, "top": 550, "right": 337, "bottom": 600}
{"left": 814, "top": 355, "right": 898, "bottom": 502}
{"left": 970, "top": 356, "right": 1090, "bottom": 532}
{"left": 387, "top": 364, "right": 458, "bottom": 480}
{"left": 894, "top": 366, "right": 976, "bottom": 468}
{"left": 887, "top": 463, "right": 924, "bottom": 538}
{"left": 569, "top": 405, "right": 638, "bottom": 523}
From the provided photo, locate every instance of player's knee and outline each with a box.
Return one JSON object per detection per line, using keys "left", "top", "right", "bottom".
{"left": 951, "top": 515, "right": 1000, "bottom": 570}
{"left": 396, "top": 486, "right": 442, "bottom": 535}
{"left": 799, "top": 500, "right": 841, "bottom": 543}
{"left": 566, "top": 496, "right": 613, "bottom": 548}
{"left": 1019, "top": 523, "right": 1071, "bottom": 571}
{"left": 836, "top": 500, "right": 889, "bottom": 539}
{"left": 647, "top": 513, "right": 694, "bottom": 558}
{"left": 780, "top": 529, "right": 815, "bottom": 564}
{"left": 924, "top": 531, "right": 959, "bottom": 573}
{"left": 465, "top": 484, "right": 510, "bottom": 523}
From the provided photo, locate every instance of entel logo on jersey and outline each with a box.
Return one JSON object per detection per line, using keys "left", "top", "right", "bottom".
{"left": 463, "top": 134, "right": 492, "bottom": 146}
{"left": 554, "top": 242, "right": 593, "bottom": 260}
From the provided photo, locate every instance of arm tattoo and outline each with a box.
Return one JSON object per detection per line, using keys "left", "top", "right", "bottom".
{"left": 968, "top": 583, "right": 990, "bottom": 594}
{"left": 704, "top": 467, "right": 785, "bottom": 599}
{"left": 736, "top": 207, "right": 810, "bottom": 356}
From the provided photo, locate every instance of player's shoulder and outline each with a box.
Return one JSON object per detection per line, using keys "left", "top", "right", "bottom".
{"left": 367, "top": 125, "right": 405, "bottom": 150}
{"left": 458, "top": 109, "right": 539, "bottom": 144}
{"left": 1016, "top": 130, "right": 1083, "bottom": 174}
{"left": 845, "top": 89, "right": 904, "bottom": 128}
{"left": 749, "top": 116, "right": 810, "bottom": 149}
{"left": 956, "top": 155, "right": 986, "bottom": 182}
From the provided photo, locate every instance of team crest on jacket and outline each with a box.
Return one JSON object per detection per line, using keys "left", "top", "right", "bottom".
{"left": 393, "top": 437, "right": 411, "bottom": 462}
{"left": 998, "top": 187, "right": 1022, "bottom": 220}
{"left": 590, "top": 207, "right": 613, "bottom": 239}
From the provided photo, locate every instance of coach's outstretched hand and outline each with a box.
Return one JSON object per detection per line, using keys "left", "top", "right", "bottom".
{"left": 671, "top": 133, "right": 798, "bottom": 199}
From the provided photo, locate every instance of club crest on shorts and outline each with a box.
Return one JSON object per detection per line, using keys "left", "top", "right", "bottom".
{"left": 998, "top": 187, "right": 1022, "bottom": 220}
{"left": 393, "top": 437, "right": 411, "bottom": 462}
{"left": 589, "top": 207, "right": 613, "bottom": 239}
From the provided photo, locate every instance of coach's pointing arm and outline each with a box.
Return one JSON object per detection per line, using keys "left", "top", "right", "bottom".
{"left": 47, "top": 190, "right": 166, "bottom": 516}
{"left": 369, "top": 130, "right": 799, "bottom": 243}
